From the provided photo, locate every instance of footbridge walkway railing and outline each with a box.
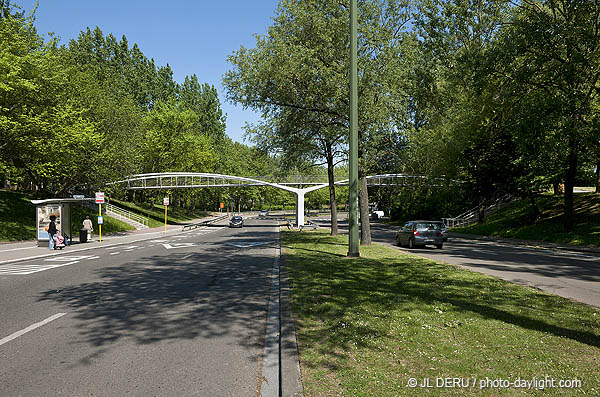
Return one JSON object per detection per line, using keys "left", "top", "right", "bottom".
{"left": 111, "top": 173, "right": 460, "bottom": 227}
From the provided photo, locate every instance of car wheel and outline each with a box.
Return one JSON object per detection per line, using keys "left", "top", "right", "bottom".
{"left": 436, "top": 243, "right": 443, "bottom": 249}
{"left": 408, "top": 238, "right": 414, "bottom": 249}
{"left": 396, "top": 235, "right": 401, "bottom": 246}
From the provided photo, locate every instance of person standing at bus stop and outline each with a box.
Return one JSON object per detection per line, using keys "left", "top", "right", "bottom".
{"left": 83, "top": 215, "right": 94, "bottom": 242}
{"left": 47, "top": 215, "right": 57, "bottom": 250}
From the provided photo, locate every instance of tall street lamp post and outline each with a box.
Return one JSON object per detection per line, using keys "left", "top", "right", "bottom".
{"left": 348, "top": 0, "right": 360, "bottom": 257}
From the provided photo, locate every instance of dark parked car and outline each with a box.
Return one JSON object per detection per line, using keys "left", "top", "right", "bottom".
{"left": 395, "top": 220, "right": 444, "bottom": 249}
{"left": 229, "top": 216, "right": 244, "bottom": 228}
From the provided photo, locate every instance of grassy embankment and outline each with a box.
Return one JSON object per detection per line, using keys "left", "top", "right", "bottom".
{"left": 109, "top": 198, "right": 211, "bottom": 228}
{"left": 283, "top": 230, "right": 599, "bottom": 396}
{"left": 454, "top": 193, "right": 600, "bottom": 246}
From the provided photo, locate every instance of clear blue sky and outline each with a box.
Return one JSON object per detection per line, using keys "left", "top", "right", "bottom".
{"left": 19, "top": 0, "right": 280, "bottom": 143}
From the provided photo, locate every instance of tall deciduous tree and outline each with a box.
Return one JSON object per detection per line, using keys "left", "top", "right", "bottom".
{"left": 224, "top": 0, "right": 413, "bottom": 241}
{"left": 497, "top": 0, "right": 600, "bottom": 230}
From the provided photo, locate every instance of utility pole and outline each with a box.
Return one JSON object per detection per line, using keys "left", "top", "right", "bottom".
{"left": 348, "top": 0, "right": 360, "bottom": 257}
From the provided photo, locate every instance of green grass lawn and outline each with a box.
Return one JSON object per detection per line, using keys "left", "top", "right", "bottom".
{"left": 454, "top": 193, "right": 600, "bottom": 246}
{"left": 110, "top": 198, "right": 210, "bottom": 228}
{"left": 70, "top": 204, "right": 134, "bottom": 237}
{"left": 283, "top": 231, "right": 600, "bottom": 396}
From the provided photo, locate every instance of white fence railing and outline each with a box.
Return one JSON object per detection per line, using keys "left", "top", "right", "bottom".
{"left": 443, "top": 194, "right": 515, "bottom": 228}
{"left": 104, "top": 203, "right": 149, "bottom": 229}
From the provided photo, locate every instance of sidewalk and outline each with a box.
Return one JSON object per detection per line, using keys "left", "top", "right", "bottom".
{"left": 0, "top": 216, "right": 224, "bottom": 266}
{"left": 449, "top": 232, "right": 600, "bottom": 255}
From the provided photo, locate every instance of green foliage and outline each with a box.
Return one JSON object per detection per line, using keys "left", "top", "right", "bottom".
{"left": 389, "top": 185, "right": 467, "bottom": 222}
{"left": 0, "top": 189, "right": 36, "bottom": 240}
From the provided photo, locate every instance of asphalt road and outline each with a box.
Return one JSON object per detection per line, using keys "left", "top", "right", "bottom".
{"left": 314, "top": 218, "right": 600, "bottom": 308}
{"left": 0, "top": 217, "right": 280, "bottom": 396}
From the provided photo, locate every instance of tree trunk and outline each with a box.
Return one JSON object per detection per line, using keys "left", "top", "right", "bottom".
{"left": 359, "top": 168, "right": 371, "bottom": 246}
{"left": 529, "top": 193, "right": 540, "bottom": 222}
{"left": 478, "top": 198, "right": 486, "bottom": 224}
{"left": 553, "top": 181, "right": 563, "bottom": 195}
{"left": 325, "top": 142, "right": 338, "bottom": 236}
{"left": 596, "top": 161, "right": 600, "bottom": 194}
{"left": 563, "top": 125, "right": 579, "bottom": 232}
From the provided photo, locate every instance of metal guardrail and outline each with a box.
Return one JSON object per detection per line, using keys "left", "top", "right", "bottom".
{"left": 181, "top": 215, "right": 229, "bottom": 231}
{"left": 299, "top": 220, "right": 319, "bottom": 231}
{"left": 443, "top": 194, "right": 514, "bottom": 228}
{"left": 104, "top": 203, "right": 149, "bottom": 228}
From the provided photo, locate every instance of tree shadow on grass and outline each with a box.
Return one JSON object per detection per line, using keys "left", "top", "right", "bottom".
{"left": 286, "top": 243, "right": 600, "bottom": 362}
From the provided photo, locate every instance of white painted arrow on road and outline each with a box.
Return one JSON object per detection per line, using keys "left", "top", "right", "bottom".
{"left": 161, "top": 243, "right": 201, "bottom": 249}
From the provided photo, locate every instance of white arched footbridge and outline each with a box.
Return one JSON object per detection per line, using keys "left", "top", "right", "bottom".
{"left": 112, "top": 172, "right": 455, "bottom": 226}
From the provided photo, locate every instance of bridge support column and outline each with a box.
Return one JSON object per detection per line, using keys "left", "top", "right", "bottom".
{"left": 296, "top": 191, "right": 305, "bottom": 227}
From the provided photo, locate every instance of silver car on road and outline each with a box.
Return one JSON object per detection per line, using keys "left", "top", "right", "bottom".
{"left": 395, "top": 220, "right": 444, "bottom": 249}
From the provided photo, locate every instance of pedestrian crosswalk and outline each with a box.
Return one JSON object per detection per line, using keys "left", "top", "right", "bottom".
{"left": 0, "top": 226, "right": 228, "bottom": 276}
{"left": 0, "top": 255, "right": 98, "bottom": 275}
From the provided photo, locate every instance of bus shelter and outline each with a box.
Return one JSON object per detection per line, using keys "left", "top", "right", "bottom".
{"left": 31, "top": 197, "right": 94, "bottom": 247}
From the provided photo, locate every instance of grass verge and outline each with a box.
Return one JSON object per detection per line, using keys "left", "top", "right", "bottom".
{"left": 110, "top": 198, "right": 210, "bottom": 228}
{"left": 453, "top": 193, "right": 600, "bottom": 246}
{"left": 70, "top": 204, "right": 135, "bottom": 237}
{"left": 283, "top": 230, "right": 600, "bottom": 396}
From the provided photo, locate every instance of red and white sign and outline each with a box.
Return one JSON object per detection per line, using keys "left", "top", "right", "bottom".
{"left": 95, "top": 192, "right": 105, "bottom": 204}
{"left": 163, "top": 197, "right": 170, "bottom": 206}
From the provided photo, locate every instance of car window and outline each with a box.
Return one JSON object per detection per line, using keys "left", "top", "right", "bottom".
{"left": 416, "top": 223, "right": 441, "bottom": 230}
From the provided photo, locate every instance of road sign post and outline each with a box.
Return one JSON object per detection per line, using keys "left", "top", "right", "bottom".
{"left": 95, "top": 192, "right": 105, "bottom": 242}
{"left": 163, "top": 197, "right": 169, "bottom": 233}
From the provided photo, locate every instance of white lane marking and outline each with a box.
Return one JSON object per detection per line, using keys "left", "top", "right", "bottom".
{"left": 0, "top": 261, "right": 80, "bottom": 275}
{"left": 162, "top": 243, "right": 200, "bottom": 250}
{"left": 181, "top": 254, "right": 194, "bottom": 260}
{"left": 150, "top": 240, "right": 169, "bottom": 243}
{"left": 1, "top": 254, "right": 100, "bottom": 276}
{"left": 0, "top": 313, "right": 67, "bottom": 347}
{"left": 45, "top": 255, "right": 95, "bottom": 262}
{"left": 110, "top": 252, "right": 120, "bottom": 255}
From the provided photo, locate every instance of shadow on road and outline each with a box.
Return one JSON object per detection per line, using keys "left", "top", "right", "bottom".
{"left": 37, "top": 242, "right": 276, "bottom": 363}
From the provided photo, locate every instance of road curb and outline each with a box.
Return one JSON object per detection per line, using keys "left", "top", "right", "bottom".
{"left": 279, "top": 242, "right": 304, "bottom": 397}
{"left": 449, "top": 233, "right": 600, "bottom": 255}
